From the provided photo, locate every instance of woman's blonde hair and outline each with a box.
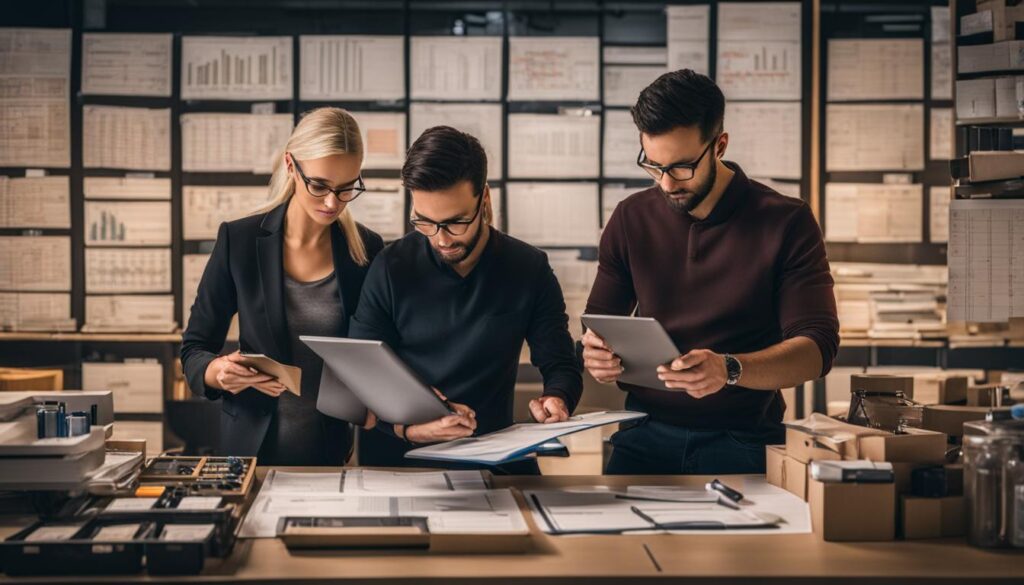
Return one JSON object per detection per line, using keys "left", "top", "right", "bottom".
{"left": 255, "top": 107, "right": 369, "bottom": 266}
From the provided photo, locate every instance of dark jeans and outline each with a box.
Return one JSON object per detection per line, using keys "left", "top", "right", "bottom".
{"left": 606, "top": 415, "right": 783, "bottom": 476}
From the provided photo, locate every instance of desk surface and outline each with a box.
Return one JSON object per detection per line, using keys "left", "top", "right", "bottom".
{"left": 1, "top": 469, "right": 1021, "bottom": 584}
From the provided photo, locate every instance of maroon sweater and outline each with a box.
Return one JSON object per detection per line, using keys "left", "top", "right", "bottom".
{"left": 587, "top": 162, "right": 839, "bottom": 432}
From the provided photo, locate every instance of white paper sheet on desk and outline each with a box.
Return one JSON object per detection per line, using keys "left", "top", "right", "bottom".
{"left": 405, "top": 411, "right": 645, "bottom": 465}
{"left": 82, "top": 33, "right": 172, "bottom": 97}
{"left": 300, "top": 35, "right": 405, "bottom": 101}
{"left": 341, "top": 469, "right": 487, "bottom": 495}
{"left": 410, "top": 37, "right": 503, "bottom": 101}
{"left": 527, "top": 479, "right": 810, "bottom": 535}
{"left": 239, "top": 472, "right": 525, "bottom": 538}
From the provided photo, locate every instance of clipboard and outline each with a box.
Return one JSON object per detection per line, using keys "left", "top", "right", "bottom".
{"left": 236, "top": 354, "right": 302, "bottom": 396}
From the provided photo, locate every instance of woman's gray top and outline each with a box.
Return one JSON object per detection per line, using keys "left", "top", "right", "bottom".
{"left": 256, "top": 271, "right": 351, "bottom": 466}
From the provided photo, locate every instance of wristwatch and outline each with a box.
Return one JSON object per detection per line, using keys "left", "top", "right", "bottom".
{"left": 723, "top": 354, "right": 743, "bottom": 386}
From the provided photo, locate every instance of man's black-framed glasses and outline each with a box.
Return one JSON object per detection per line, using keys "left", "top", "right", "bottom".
{"left": 409, "top": 193, "right": 484, "bottom": 237}
{"left": 636, "top": 135, "right": 719, "bottom": 182}
{"left": 290, "top": 152, "right": 366, "bottom": 202}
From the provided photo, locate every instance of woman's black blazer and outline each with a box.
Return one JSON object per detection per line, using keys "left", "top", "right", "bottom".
{"left": 180, "top": 201, "right": 385, "bottom": 456}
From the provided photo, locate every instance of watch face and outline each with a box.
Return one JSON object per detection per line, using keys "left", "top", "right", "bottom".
{"left": 725, "top": 355, "right": 741, "bottom": 382}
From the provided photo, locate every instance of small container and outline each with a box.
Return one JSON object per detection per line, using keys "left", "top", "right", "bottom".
{"left": 963, "top": 407, "right": 1024, "bottom": 548}
{"left": 66, "top": 411, "right": 91, "bottom": 437}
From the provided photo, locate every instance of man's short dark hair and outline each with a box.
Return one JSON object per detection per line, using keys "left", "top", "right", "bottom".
{"left": 631, "top": 69, "right": 725, "bottom": 142}
{"left": 402, "top": 126, "right": 487, "bottom": 196}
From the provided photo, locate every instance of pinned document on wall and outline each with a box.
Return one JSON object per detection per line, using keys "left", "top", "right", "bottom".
{"left": 83, "top": 295, "right": 176, "bottom": 334}
{"left": 601, "top": 184, "right": 638, "bottom": 227}
{"left": 825, "top": 183, "right": 923, "bottom": 244}
{"left": 299, "top": 35, "right": 405, "bottom": 101}
{"left": 931, "top": 6, "right": 953, "bottom": 100}
{"left": 83, "top": 176, "right": 172, "bottom": 200}
{"left": 506, "top": 182, "right": 600, "bottom": 247}
{"left": 181, "top": 36, "right": 293, "bottom": 100}
{"left": 602, "top": 110, "right": 645, "bottom": 179}
{"left": 84, "top": 201, "right": 172, "bottom": 247}
{"left": 604, "top": 65, "right": 665, "bottom": 107}
{"left": 410, "top": 37, "right": 503, "bottom": 101}
{"left": 929, "top": 107, "right": 954, "bottom": 161}
{"left": 82, "top": 33, "right": 172, "bottom": 97}
{"left": 355, "top": 179, "right": 405, "bottom": 241}
{"left": 826, "top": 104, "right": 924, "bottom": 171}
{"left": 508, "top": 113, "right": 600, "bottom": 179}
{"left": 716, "top": 2, "right": 801, "bottom": 100}
{"left": 508, "top": 37, "right": 600, "bottom": 102}
{"left": 947, "top": 199, "right": 1024, "bottom": 322}
{"left": 410, "top": 103, "right": 503, "bottom": 179}
{"left": 0, "top": 236, "right": 71, "bottom": 292}
{"left": 724, "top": 101, "right": 801, "bottom": 179}
{"left": 827, "top": 39, "right": 923, "bottom": 101}
{"left": 666, "top": 4, "right": 710, "bottom": 75}
{"left": 0, "top": 293, "right": 74, "bottom": 332}
{"left": 351, "top": 112, "right": 406, "bottom": 170}
{"left": 85, "top": 248, "right": 172, "bottom": 294}
{"left": 182, "top": 186, "right": 270, "bottom": 240}
{"left": 181, "top": 113, "right": 294, "bottom": 174}
{"left": 929, "top": 186, "right": 950, "bottom": 244}
{"left": 83, "top": 105, "right": 171, "bottom": 171}
{"left": 0, "top": 28, "right": 71, "bottom": 168}
{"left": 0, "top": 176, "right": 70, "bottom": 229}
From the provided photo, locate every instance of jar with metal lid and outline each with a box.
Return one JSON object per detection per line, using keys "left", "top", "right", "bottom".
{"left": 963, "top": 405, "right": 1024, "bottom": 548}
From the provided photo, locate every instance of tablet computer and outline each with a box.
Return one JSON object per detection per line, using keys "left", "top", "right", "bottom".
{"left": 300, "top": 336, "right": 455, "bottom": 426}
{"left": 580, "top": 314, "right": 680, "bottom": 391}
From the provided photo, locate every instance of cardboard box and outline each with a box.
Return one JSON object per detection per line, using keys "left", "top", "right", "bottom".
{"left": 912, "top": 375, "right": 969, "bottom": 405}
{"left": 850, "top": 374, "right": 915, "bottom": 399}
{"left": 968, "top": 151, "right": 1024, "bottom": 182}
{"left": 765, "top": 445, "right": 808, "bottom": 500}
{"left": 901, "top": 496, "right": 966, "bottom": 539}
{"left": 809, "top": 478, "right": 895, "bottom": 542}
{"left": 922, "top": 405, "right": 993, "bottom": 437}
{"left": 785, "top": 414, "right": 888, "bottom": 463}
{"left": 967, "top": 384, "right": 1009, "bottom": 407}
{"left": 977, "top": 0, "right": 1024, "bottom": 41}
{"left": 858, "top": 427, "right": 948, "bottom": 463}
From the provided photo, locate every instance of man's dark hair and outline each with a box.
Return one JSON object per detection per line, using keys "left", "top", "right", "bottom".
{"left": 631, "top": 69, "right": 725, "bottom": 142}
{"left": 402, "top": 126, "right": 487, "bottom": 196}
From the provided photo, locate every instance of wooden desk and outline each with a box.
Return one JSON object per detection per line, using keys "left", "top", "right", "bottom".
{"left": 1, "top": 469, "right": 1021, "bottom": 584}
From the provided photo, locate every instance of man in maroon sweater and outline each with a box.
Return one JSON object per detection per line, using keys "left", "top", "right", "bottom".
{"left": 583, "top": 69, "right": 839, "bottom": 475}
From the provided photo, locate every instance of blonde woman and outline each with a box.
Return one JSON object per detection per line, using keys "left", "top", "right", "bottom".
{"left": 181, "top": 107, "right": 384, "bottom": 465}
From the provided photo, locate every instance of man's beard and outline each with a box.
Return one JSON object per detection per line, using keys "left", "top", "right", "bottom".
{"left": 661, "top": 161, "right": 717, "bottom": 214}
{"left": 433, "top": 222, "right": 484, "bottom": 266}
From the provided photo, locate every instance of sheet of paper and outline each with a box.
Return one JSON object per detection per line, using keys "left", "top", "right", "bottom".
{"left": 827, "top": 39, "right": 923, "bottom": 101}
{"left": 181, "top": 112, "right": 294, "bottom": 174}
{"left": 177, "top": 497, "right": 223, "bottom": 510}
{"left": 508, "top": 113, "right": 600, "bottom": 179}
{"left": 182, "top": 185, "right": 269, "bottom": 240}
{"left": 299, "top": 35, "right": 404, "bottom": 101}
{"left": 182, "top": 253, "right": 240, "bottom": 338}
{"left": 0, "top": 28, "right": 71, "bottom": 168}
{"left": 825, "top": 183, "right": 923, "bottom": 243}
{"left": 0, "top": 236, "right": 70, "bottom": 291}
{"left": 406, "top": 411, "right": 644, "bottom": 465}
{"left": 161, "top": 524, "right": 215, "bottom": 542}
{"left": 604, "top": 46, "right": 667, "bottom": 66}
{"left": 83, "top": 176, "right": 171, "bottom": 200}
{"left": 604, "top": 65, "right": 664, "bottom": 107}
{"left": 929, "top": 186, "right": 950, "bottom": 244}
{"left": 716, "top": 2, "right": 801, "bottom": 100}
{"left": 489, "top": 186, "right": 503, "bottom": 232}
{"left": 352, "top": 111, "right": 405, "bottom": 170}
{"left": 929, "top": 107, "right": 954, "bottom": 160}
{"left": 724, "top": 101, "right": 801, "bottom": 179}
{"left": 265, "top": 470, "right": 343, "bottom": 494}
{"left": 341, "top": 470, "right": 487, "bottom": 495}
{"left": 947, "top": 199, "right": 1024, "bottom": 322}
{"left": 82, "top": 361, "right": 163, "bottom": 413}
{"left": 603, "top": 110, "right": 645, "bottom": 179}
{"left": 0, "top": 292, "right": 73, "bottom": 331}
{"left": 181, "top": 36, "right": 292, "bottom": 100}
{"left": 83, "top": 105, "right": 171, "bottom": 171}
{"left": 92, "top": 523, "right": 142, "bottom": 542}
{"left": 826, "top": 104, "right": 924, "bottom": 171}
{"left": 24, "top": 524, "right": 83, "bottom": 542}
{"left": 0, "top": 175, "right": 70, "bottom": 228}
{"left": 931, "top": 6, "right": 953, "bottom": 100}
{"left": 506, "top": 182, "right": 599, "bottom": 247}
{"left": 106, "top": 497, "right": 158, "bottom": 512}
{"left": 546, "top": 250, "right": 598, "bottom": 295}
{"left": 84, "top": 201, "right": 171, "bottom": 246}
{"left": 756, "top": 177, "right": 802, "bottom": 199}
{"left": 356, "top": 178, "right": 404, "bottom": 241}
{"left": 508, "top": 36, "right": 600, "bottom": 101}
{"left": 410, "top": 103, "right": 503, "bottom": 179}
{"left": 410, "top": 37, "right": 502, "bottom": 101}
{"left": 82, "top": 33, "right": 172, "bottom": 97}
{"left": 83, "top": 295, "right": 176, "bottom": 334}
{"left": 956, "top": 78, "right": 996, "bottom": 120}
{"left": 85, "top": 248, "right": 171, "bottom": 293}
{"left": 601, "top": 184, "right": 637, "bottom": 227}
{"left": 666, "top": 4, "right": 710, "bottom": 75}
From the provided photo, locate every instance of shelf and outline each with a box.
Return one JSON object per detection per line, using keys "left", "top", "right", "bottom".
{"left": 0, "top": 332, "right": 182, "bottom": 343}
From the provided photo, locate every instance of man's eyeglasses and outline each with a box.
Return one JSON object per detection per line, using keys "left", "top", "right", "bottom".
{"left": 636, "top": 135, "right": 719, "bottom": 182}
{"left": 409, "top": 194, "right": 484, "bottom": 237}
{"left": 290, "top": 153, "right": 366, "bottom": 202}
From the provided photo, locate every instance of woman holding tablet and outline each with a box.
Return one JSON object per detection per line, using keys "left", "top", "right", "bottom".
{"left": 180, "top": 107, "right": 385, "bottom": 465}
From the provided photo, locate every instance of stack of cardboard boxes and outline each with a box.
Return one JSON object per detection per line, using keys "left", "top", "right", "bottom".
{"left": 766, "top": 373, "right": 981, "bottom": 542}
